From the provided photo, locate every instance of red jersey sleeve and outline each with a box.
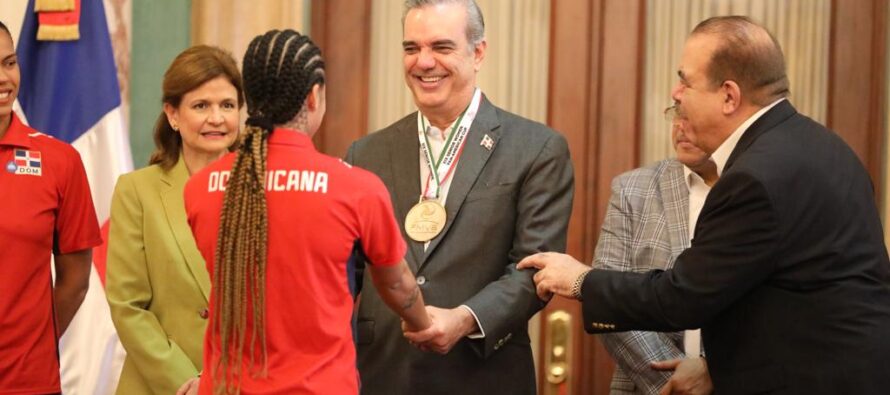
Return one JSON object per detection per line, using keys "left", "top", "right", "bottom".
{"left": 54, "top": 147, "right": 102, "bottom": 254}
{"left": 356, "top": 173, "right": 406, "bottom": 267}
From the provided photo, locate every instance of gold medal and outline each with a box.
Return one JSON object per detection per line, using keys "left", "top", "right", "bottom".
{"left": 404, "top": 199, "right": 447, "bottom": 242}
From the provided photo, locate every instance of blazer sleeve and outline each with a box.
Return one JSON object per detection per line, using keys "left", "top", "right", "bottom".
{"left": 105, "top": 174, "right": 199, "bottom": 394}
{"left": 463, "top": 132, "right": 574, "bottom": 358}
{"left": 594, "top": 175, "right": 683, "bottom": 394}
{"left": 581, "top": 170, "right": 781, "bottom": 332}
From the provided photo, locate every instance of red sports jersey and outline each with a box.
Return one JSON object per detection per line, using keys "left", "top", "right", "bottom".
{"left": 0, "top": 113, "right": 102, "bottom": 394}
{"left": 185, "top": 129, "right": 405, "bottom": 395}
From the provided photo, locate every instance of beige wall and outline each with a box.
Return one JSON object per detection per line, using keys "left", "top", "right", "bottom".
{"left": 191, "top": 0, "right": 308, "bottom": 63}
{"left": 1, "top": 0, "right": 30, "bottom": 44}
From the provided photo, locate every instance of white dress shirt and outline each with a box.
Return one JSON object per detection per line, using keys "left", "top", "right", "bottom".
{"left": 710, "top": 98, "right": 786, "bottom": 176}
{"left": 418, "top": 123, "right": 456, "bottom": 211}
{"left": 682, "top": 167, "right": 712, "bottom": 357}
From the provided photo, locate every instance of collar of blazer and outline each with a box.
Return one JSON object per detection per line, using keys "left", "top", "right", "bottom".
{"left": 724, "top": 100, "right": 797, "bottom": 173}
{"left": 394, "top": 95, "right": 503, "bottom": 270}
{"left": 159, "top": 156, "right": 211, "bottom": 301}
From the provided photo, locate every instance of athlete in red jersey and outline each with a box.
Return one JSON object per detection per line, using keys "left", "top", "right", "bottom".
{"left": 0, "top": 21, "right": 100, "bottom": 395}
{"left": 178, "top": 30, "right": 430, "bottom": 395}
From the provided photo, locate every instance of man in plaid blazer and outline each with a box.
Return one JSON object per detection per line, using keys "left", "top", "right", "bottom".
{"left": 595, "top": 119, "right": 716, "bottom": 394}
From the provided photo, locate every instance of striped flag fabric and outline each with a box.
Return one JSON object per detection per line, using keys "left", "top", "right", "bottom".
{"left": 16, "top": 0, "right": 131, "bottom": 393}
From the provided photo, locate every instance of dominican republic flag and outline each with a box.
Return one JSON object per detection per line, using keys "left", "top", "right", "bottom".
{"left": 16, "top": 0, "right": 132, "bottom": 394}
{"left": 14, "top": 149, "right": 41, "bottom": 168}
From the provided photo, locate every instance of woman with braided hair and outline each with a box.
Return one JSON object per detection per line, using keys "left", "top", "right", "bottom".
{"left": 180, "top": 30, "right": 430, "bottom": 395}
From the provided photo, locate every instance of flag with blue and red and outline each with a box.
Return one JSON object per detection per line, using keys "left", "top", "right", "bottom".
{"left": 14, "top": 149, "right": 41, "bottom": 168}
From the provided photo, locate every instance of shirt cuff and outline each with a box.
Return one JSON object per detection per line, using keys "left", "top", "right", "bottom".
{"left": 460, "top": 304, "right": 485, "bottom": 339}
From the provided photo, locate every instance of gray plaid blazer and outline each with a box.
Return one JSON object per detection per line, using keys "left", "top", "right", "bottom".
{"left": 593, "top": 159, "right": 691, "bottom": 395}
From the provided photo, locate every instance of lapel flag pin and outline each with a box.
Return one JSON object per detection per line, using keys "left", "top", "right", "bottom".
{"left": 481, "top": 134, "right": 494, "bottom": 151}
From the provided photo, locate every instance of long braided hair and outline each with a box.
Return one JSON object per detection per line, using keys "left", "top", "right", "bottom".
{"left": 212, "top": 29, "right": 325, "bottom": 394}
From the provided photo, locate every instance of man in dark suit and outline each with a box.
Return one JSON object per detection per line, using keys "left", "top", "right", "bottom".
{"left": 520, "top": 16, "right": 890, "bottom": 395}
{"left": 346, "top": 1, "right": 573, "bottom": 394}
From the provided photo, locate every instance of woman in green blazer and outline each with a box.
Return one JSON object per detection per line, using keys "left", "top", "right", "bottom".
{"left": 106, "top": 45, "right": 242, "bottom": 395}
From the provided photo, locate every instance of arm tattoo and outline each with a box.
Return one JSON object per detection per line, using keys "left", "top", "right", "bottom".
{"left": 401, "top": 286, "right": 420, "bottom": 310}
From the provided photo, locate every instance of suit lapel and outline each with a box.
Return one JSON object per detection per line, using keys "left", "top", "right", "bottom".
{"left": 659, "top": 160, "right": 691, "bottom": 261}
{"left": 420, "top": 97, "right": 501, "bottom": 267}
{"left": 388, "top": 116, "right": 424, "bottom": 270}
{"left": 160, "top": 159, "right": 211, "bottom": 301}
{"left": 724, "top": 100, "right": 797, "bottom": 172}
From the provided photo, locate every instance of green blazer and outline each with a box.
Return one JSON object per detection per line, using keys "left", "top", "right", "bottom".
{"left": 106, "top": 158, "right": 210, "bottom": 395}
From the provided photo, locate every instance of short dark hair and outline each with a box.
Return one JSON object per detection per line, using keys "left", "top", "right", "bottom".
{"left": 0, "top": 20, "right": 11, "bottom": 39}
{"left": 148, "top": 45, "right": 243, "bottom": 170}
{"left": 692, "top": 16, "right": 789, "bottom": 106}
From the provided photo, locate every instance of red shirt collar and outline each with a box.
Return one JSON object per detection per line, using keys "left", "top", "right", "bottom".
{"left": 0, "top": 113, "right": 34, "bottom": 149}
{"left": 269, "top": 128, "right": 315, "bottom": 150}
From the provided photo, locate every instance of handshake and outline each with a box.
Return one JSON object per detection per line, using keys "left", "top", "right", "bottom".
{"left": 400, "top": 305, "right": 479, "bottom": 354}
{"left": 397, "top": 251, "right": 591, "bottom": 355}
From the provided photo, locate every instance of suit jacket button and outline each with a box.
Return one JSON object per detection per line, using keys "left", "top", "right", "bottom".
{"left": 199, "top": 308, "right": 209, "bottom": 319}
{"left": 416, "top": 276, "right": 427, "bottom": 285}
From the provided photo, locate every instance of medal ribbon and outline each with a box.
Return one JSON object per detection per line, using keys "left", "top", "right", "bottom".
{"left": 417, "top": 88, "right": 482, "bottom": 200}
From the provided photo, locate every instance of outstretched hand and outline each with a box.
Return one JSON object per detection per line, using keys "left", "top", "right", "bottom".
{"left": 517, "top": 252, "right": 591, "bottom": 300}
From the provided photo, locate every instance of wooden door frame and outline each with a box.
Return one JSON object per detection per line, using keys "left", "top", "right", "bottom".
{"left": 310, "top": 0, "right": 372, "bottom": 158}
{"left": 544, "top": 1, "right": 645, "bottom": 394}
{"left": 827, "top": 0, "right": 887, "bottom": 194}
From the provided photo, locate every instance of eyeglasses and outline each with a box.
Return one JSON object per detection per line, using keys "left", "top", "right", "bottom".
{"left": 663, "top": 105, "right": 679, "bottom": 122}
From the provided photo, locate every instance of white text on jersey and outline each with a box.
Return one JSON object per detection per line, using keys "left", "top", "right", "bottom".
{"left": 208, "top": 170, "right": 329, "bottom": 194}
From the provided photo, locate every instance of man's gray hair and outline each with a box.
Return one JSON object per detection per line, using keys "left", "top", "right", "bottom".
{"left": 403, "top": 0, "right": 485, "bottom": 48}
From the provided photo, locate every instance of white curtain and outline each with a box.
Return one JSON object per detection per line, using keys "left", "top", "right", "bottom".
{"left": 0, "top": 0, "right": 30, "bottom": 43}
{"left": 642, "top": 0, "right": 830, "bottom": 164}
{"left": 191, "top": 0, "right": 307, "bottom": 64}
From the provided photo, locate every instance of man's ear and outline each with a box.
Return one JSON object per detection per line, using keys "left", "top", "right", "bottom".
{"left": 721, "top": 80, "right": 742, "bottom": 115}
{"left": 473, "top": 39, "right": 487, "bottom": 72}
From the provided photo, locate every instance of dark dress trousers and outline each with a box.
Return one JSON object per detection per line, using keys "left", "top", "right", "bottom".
{"left": 582, "top": 100, "right": 890, "bottom": 394}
